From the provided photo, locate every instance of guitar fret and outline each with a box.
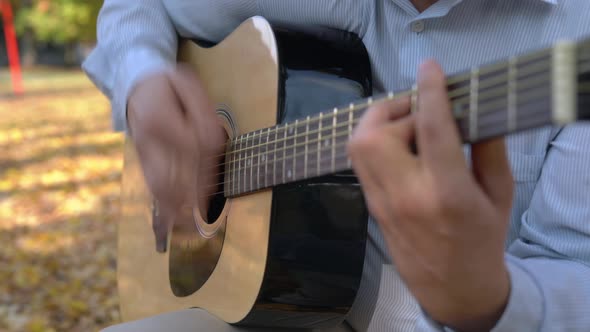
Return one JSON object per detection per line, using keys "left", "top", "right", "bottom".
{"left": 304, "top": 116, "right": 310, "bottom": 179}
{"left": 249, "top": 133, "right": 255, "bottom": 191}
{"left": 245, "top": 132, "right": 251, "bottom": 192}
{"left": 332, "top": 108, "right": 338, "bottom": 172}
{"left": 256, "top": 130, "right": 261, "bottom": 191}
{"left": 411, "top": 85, "right": 418, "bottom": 114}
{"left": 234, "top": 136, "right": 242, "bottom": 195}
{"left": 222, "top": 37, "right": 590, "bottom": 195}
{"left": 293, "top": 120, "right": 298, "bottom": 181}
{"left": 245, "top": 135, "right": 249, "bottom": 192}
{"left": 282, "top": 125, "right": 287, "bottom": 184}
{"left": 272, "top": 126, "right": 279, "bottom": 185}
{"left": 265, "top": 128, "right": 270, "bottom": 188}
{"left": 238, "top": 136, "right": 248, "bottom": 192}
{"left": 252, "top": 132, "right": 256, "bottom": 191}
{"left": 508, "top": 56, "right": 518, "bottom": 132}
{"left": 348, "top": 107, "right": 354, "bottom": 169}
{"left": 470, "top": 68, "right": 480, "bottom": 142}
{"left": 227, "top": 139, "right": 232, "bottom": 196}
{"left": 236, "top": 138, "right": 241, "bottom": 196}
{"left": 228, "top": 142, "right": 232, "bottom": 196}
{"left": 233, "top": 136, "right": 238, "bottom": 195}
{"left": 317, "top": 113, "right": 323, "bottom": 176}
{"left": 249, "top": 132, "right": 254, "bottom": 192}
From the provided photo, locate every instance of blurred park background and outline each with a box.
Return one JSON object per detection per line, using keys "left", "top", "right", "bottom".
{"left": 1, "top": 1, "right": 123, "bottom": 331}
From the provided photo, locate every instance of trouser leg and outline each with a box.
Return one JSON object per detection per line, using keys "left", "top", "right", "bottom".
{"left": 101, "top": 309, "right": 354, "bottom": 332}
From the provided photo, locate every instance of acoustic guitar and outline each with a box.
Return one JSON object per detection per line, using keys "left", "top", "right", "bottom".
{"left": 118, "top": 16, "right": 590, "bottom": 329}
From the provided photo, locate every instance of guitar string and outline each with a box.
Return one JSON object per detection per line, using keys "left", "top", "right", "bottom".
{"left": 202, "top": 56, "right": 588, "bottom": 164}
{"left": 206, "top": 84, "right": 555, "bottom": 179}
{"left": 192, "top": 60, "right": 590, "bottom": 182}
{"left": 218, "top": 57, "right": 590, "bottom": 184}
{"left": 211, "top": 104, "right": 554, "bottom": 195}
{"left": 200, "top": 88, "right": 590, "bottom": 197}
{"left": 201, "top": 105, "right": 555, "bottom": 199}
{"left": 201, "top": 71, "right": 590, "bottom": 190}
{"left": 192, "top": 51, "right": 552, "bottom": 160}
{"left": 230, "top": 51, "right": 590, "bottom": 152}
{"left": 158, "top": 55, "right": 590, "bottom": 197}
{"left": 227, "top": 55, "right": 553, "bottom": 152}
{"left": 208, "top": 72, "right": 547, "bottom": 174}
{"left": 198, "top": 97, "right": 561, "bottom": 197}
{"left": 156, "top": 44, "right": 590, "bottom": 203}
{"left": 202, "top": 68, "right": 589, "bottom": 181}
{"left": 448, "top": 58, "right": 551, "bottom": 100}
{"left": 198, "top": 72, "right": 563, "bottom": 174}
{"left": 218, "top": 45, "right": 588, "bottom": 156}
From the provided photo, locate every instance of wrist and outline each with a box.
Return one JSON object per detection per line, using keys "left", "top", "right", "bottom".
{"left": 431, "top": 265, "right": 511, "bottom": 332}
{"left": 115, "top": 49, "right": 174, "bottom": 133}
{"left": 125, "top": 72, "right": 169, "bottom": 140}
{"left": 126, "top": 94, "right": 140, "bottom": 139}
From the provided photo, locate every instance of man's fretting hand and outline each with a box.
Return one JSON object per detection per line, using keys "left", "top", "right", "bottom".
{"left": 127, "top": 65, "right": 227, "bottom": 252}
{"left": 348, "top": 60, "right": 514, "bottom": 331}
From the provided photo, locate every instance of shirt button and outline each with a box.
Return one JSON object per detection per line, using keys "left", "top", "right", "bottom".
{"left": 411, "top": 20, "right": 425, "bottom": 33}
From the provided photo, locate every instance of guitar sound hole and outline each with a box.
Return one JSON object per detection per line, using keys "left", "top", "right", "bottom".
{"left": 204, "top": 133, "right": 228, "bottom": 224}
{"left": 169, "top": 138, "right": 228, "bottom": 297}
{"left": 205, "top": 179, "right": 225, "bottom": 224}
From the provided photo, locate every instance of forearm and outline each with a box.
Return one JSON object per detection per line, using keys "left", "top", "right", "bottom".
{"left": 82, "top": 0, "right": 177, "bottom": 133}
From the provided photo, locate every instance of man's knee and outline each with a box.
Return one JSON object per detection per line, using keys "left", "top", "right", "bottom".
{"left": 101, "top": 309, "right": 238, "bottom": 332}
{"left": 100, "top": 309, "right": 354, "bottom": 332}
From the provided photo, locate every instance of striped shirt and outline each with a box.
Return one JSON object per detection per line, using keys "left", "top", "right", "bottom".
{"left": 83, "top": 0, "right": 590, "bottom": 331}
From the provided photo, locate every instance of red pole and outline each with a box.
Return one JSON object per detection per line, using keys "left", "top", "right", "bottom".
{"left": 1, "top": 0, "right": 24, "bottom": 95}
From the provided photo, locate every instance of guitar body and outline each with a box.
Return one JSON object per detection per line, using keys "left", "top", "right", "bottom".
{"left": 119, "top": 17, "right": 371, "bottom": 328}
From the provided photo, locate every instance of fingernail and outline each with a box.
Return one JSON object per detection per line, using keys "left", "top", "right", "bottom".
{"left": 418, "top": 60, "right": 434, "bottom": 83}
{"left": 156, "top": 235, "right": 167, "bottom": 253}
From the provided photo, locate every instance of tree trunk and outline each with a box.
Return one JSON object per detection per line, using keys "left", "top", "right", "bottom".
{"left": 21, "top": 29, "right": 37, "bottom": 67}
{"left": 64, "top": 42, "right": 77, "bottom": 67}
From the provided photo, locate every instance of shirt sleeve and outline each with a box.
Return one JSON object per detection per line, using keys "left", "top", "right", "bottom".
{"left": 81, "top": 0, "right": 178, "bottom": 133}
{"left": 81, "top": 0, "right": 261, "bottom": 134}
{"left": 414, "top": 124, "right": 590, "bottom": 332}
{"left": 494, "top": 124, "right": 590, "bottom": 331}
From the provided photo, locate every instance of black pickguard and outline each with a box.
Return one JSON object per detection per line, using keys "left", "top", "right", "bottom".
{"left": 238, "top": 25, "right": 372, "bottom": 328}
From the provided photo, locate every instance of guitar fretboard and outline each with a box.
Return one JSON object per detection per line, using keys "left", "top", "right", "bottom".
{"left": 224, "top": 38, "right": 590, "bottom": 197}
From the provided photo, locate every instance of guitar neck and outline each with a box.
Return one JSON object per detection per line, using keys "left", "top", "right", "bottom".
{"left": 224, "top": 38, "right": 590, "bottom": 197}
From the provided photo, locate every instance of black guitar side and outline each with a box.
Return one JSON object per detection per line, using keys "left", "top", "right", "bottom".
{"left": 238, "top": 26, "right": 372, "bottom": 328}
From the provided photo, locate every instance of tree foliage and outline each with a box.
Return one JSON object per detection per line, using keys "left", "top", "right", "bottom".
{"left": 13, "top": 0, "right": 102, "bottom": 44}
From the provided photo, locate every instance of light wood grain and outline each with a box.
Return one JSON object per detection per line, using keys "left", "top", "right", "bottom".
{"left": 118, "top": 17, "right": 278, "bottom": 323}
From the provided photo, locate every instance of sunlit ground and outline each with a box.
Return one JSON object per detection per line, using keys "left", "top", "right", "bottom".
{"left": 0, "top": 68, "right": 123, "bottom": 331}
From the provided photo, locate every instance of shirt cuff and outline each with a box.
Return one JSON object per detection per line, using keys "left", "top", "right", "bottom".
{"left": 489, "top": 256, "right": 545, "bottom": 331}
{"left": 84, "top": 45, "right": 175, "bottom": 133}
{"left": 414, "top": 255, "right": 545, "bottom": 332}
{"left": 414, "top": 313, "right": 448, "bottom": 332}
